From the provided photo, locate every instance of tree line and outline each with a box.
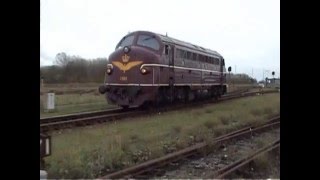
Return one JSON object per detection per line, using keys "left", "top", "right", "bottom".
{"left": 226, "top": 73, "right": 257, "bottom": 84}
{"left": 40, "top": 52, "right": 107, "bottom": 83}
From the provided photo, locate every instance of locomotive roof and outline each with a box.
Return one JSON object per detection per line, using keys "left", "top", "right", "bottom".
{"left": 156, "top": 33, "right": 222, "bottom": 57}
{"left": 127, "top": 31, "right": 222, "bottom": 58}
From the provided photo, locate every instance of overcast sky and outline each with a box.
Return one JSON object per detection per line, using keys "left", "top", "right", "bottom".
{"left": 40, "top": 0, "right": 279, "bottom": 81}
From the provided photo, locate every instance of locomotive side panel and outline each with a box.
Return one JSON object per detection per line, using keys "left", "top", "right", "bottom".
{"left": 174, "top": 47, "right": 202, "bottom": 85}
{"left": 201, "top": 60, "right": 222, "bottom": 85}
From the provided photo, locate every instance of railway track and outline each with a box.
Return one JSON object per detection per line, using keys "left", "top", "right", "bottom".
{"left": 40, "top": 109, "right": 145, "bottom": 132}
{"left": 207, "top": 139, "right": 280, "bottom": 178}
{"left": 98, "top": 116, "right": 280, "bottom": 179}
{"left": 40, "top": 107, "right": 138, "bottom": 124}
{"left": 40, "top": 89, "right": 279, "bottom": 133}
{"left": 40, "top": 88, "right": 248, "bottom": 123}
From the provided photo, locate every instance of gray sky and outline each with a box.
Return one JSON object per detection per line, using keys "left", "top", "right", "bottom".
{"left": 40, "top": 0, "right": 279, "bottom": 81}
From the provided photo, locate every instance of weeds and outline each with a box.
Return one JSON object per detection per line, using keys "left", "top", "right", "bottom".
{"left": 263, "top": 107, "right": 273, "bottom": 114}
{"left": 204, "top": 120, "right": 218, "bottom": 129}
{"left": 220, "top": 115, "right": 231, "bottom": 125}
{"left": 172, "top": 125, "right": 182, "bottom": 134}
{"left": 129, "top": 134, "right": 140, "bottom": 142}
{"left": 251, "top": 109, "right": 263, "bottom": 116}
{"left": 253, "top": 153, "right": 270, "bottom": 170}
{"left": 204, "top": 108, "right": 213, "bottom": 114}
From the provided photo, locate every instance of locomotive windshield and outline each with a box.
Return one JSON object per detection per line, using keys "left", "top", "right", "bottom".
{"left": 116, "top": 35, "right": 135, "bottom": 49}
{"left": 137, "top": 35, "right": 160, "bottom": 50}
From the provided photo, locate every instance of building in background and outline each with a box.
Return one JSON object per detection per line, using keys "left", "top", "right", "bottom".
{"left": 265, "top": 78, "right": 280, "bottom": 89}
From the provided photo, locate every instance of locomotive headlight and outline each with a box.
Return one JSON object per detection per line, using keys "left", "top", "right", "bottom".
{"left": 140, "top": 68, "right": 148, "bottom": 74}
{"left": 107, "top": 68, "right": 112, "bottom": 74}
{"left": 123, "top": 46, "right": 130, "bottom": 53}
{"left": 106, "top": 64, "right": 113, "bottom": 75}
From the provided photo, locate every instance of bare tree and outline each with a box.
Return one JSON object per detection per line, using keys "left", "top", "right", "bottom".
{"left": 41, "top": 54, "right": 108, "bottom": 83}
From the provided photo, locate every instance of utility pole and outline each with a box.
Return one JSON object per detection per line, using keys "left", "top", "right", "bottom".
{"left": 262, "top": 69, "right": 270, "bottom": 82}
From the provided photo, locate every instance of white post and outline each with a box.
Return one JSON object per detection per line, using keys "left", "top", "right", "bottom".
{"left": 46, "top": 93, "right": 55, "bottom": 110}
{"left": 40, "top": 170, "right": 47, "bottom": 179}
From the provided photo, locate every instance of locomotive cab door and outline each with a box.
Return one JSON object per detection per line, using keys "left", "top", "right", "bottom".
{"left": 165, "top": 44, "right": 175, "bottom": 102}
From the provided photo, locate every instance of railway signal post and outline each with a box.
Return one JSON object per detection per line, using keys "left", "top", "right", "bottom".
{"left": 227, "top": 66, "right": 232, "bottom": 91}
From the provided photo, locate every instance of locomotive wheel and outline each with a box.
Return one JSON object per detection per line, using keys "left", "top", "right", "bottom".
{"left": 154, "top": 94, "right": 162, "bottom": 107}
{"left": 184, "top": 87, "right": 190, "bottom": 103}
{"left": 155, "top": 88, "right": 166, "bottom": 106}
{"left": 193, "top": 91, "right": 198, "bottom": 102}
{"left": 141, "top": 101, "right": 154, "bottom": 110}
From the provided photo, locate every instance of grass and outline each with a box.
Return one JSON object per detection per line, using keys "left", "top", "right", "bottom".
{"left": 40, "top": 93, "right": 116, "bottom": 118}
{"left": 250, "top": 109, "right": 264, "bottom": 116}
{"left": 40, "top": 83, "right": 101, "bottom": 94}
{"left": 203, "top": 120, "right": 218, "bottom": 129}
{"left": 219, "top": 115, "right": 234, "bottom": 125}
{"left": 228, "top": 146, "right": 279, "bottom": 179}
{"left": 40, "top": 83, "right": 117, "bottom": 117}
{"left": 41, "top": 93, "right": 105, "bottom": 106}
{"left": 245, "top": 143, "right": 280, "bottom": 178}
{"left": 45, "top": 93, "right": 279, "bottom": 179}
{"left": 226, "top": 84, "right": 255, "bottom": 93}
{"left": 54, "top": 94, "right": 105, "bottom": 106}
{"left": 253, "top": 153, "right": 273, "bottom": 172}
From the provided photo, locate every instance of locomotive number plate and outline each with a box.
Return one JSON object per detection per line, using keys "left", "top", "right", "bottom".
{"left": 120, "top": 76, "right": 128, "bottom": 81}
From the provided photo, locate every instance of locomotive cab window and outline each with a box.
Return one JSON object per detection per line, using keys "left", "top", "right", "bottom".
{"left": 137, "top": 35, "right": 160, "bottom": 50}
{"left": 116, "top": 35, "right": 135, "bottom": 49}
{"left": 165, "top": 45, "right": 169, "bottom": 55}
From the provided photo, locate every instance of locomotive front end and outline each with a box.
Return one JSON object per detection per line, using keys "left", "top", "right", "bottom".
{"left": 99, "top": 31, "right": 162, "bottom": 108}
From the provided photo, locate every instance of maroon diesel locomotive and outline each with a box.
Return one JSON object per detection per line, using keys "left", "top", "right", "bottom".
{"left": 99, "top": 31, "right": 228, "bottom": 108}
